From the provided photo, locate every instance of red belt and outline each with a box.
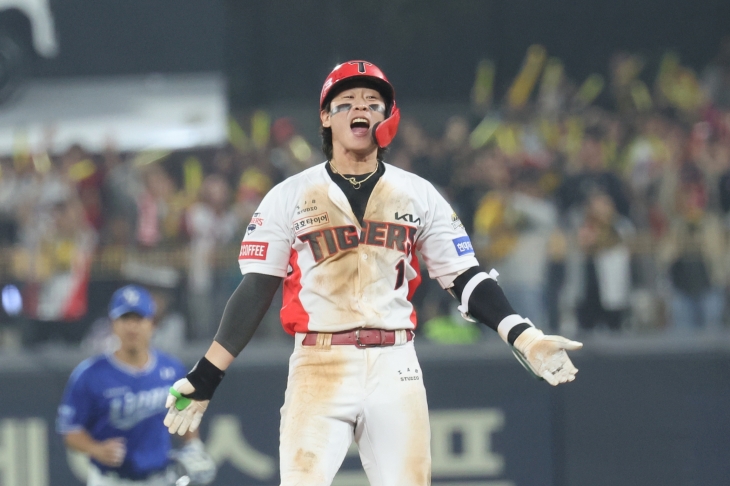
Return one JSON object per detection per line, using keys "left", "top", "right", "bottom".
{"left": 302, "top": 329, "right": 414, "bottom": 348}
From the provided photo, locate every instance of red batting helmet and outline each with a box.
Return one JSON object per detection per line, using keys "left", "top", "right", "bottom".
{"left": 320, "top": 60, "right": 395, "bottom": 111}
{"left": 320, "top": 60, "right": 400, "bottom": 148}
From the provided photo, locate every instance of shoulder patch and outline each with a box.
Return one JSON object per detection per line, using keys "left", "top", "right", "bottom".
{"left": 247, "top": 212, "right": 264, "bottom": 235}
{"left": 452, "top": 236, "right": 474, "bottom": 256}
{"left": 451, "top": 212, "right": 465, "bottom": 230}
{"left": 239, "top": 241, "right": 269, "bottom": 260}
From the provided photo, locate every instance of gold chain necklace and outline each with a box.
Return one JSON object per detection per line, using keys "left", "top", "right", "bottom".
{"left": 330, "top": 160, "right": 379, "bottom": 190}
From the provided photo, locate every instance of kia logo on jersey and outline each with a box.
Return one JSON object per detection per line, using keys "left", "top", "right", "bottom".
{"left": 394, "top": 212, "right": 421, "bottom": 225}
{"left": 239, "top": 242, "right": 269, "bottom": 260}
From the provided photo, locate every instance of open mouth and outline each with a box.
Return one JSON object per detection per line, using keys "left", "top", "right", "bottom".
{"left": 350, "top": 117, "right": 370, "bottom": 136}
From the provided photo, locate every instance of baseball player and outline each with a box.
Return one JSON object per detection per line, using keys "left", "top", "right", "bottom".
{"left": 57, "top": 285, "right": 216, "bottom": 486}
{"left": 164, "top": 60, "right": 583, "bottom": 486}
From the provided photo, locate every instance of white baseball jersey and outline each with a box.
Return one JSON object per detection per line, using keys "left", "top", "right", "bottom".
{"left": 238, "top": 162, "right": 478, "bottom": 334}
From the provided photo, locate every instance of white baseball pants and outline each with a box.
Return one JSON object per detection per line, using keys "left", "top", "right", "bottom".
{"left": 279, "top": 332, "right": 431, "bottom": 486}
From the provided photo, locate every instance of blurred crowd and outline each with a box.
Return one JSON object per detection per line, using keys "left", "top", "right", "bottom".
{"left": 1, "top": 41, "right": 730, "bottom": 351}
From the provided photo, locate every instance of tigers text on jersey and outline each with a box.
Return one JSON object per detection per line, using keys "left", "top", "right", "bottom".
{"left": 239, "top": 162, "right": 478, "bottom": 335}
{"left": 56, "top": 351, "right": 186, "bottom": 480}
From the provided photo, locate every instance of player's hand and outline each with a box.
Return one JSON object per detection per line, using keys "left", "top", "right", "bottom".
{"left": 170, "top": 438, "right": 217, "bottom": 485}
{"left": 512, "top": 327, "right": 583, "bottom": 386}
{"left": 91, "top": 437, "right": 126, "bottom": 467}
{"left": 164, "top": 378, "right": 210, "bottom": 436}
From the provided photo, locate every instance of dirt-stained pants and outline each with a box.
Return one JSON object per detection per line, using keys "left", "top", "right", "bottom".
{"left": 279, "top": 332, "right": 431, "bottom": 486}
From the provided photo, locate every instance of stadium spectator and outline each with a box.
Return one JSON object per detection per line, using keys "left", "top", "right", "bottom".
{"left": 472, "top": 166, "right": 558, "bottom": 325}
{"left": 658, "top": 163, "right": 727, "bottom": 333}
{"left": 136, "top": 163, "right": 186, "bottom": 248}
{"left": 13, "top": 190, "right": 97, "bottom": 346}
{"left": 565, "top": 190, "right": 634, "bottom": 332}
{"left": 185, "top": 174, "right": 240, "bottom": 340}
{"left": 0, "top": 156, "right": 20, "bottom": 245}
{"left": 3, "top": 45, "right": 730, "bottom": 344}
{"left": 557, "top": 126, "right": 631, "bottom": 224}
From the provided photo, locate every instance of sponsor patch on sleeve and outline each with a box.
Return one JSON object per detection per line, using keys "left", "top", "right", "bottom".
{"left": 239, "top": 242, "right": 269, "bottom": 260}
{"left": 452, "top": 236, "right": 475, "bottom": 256}
{"left": 450, "top": 211, "right": 465, "bottom": 230}
{"left": 247, "top": 212, "right": 265, "bottom": 235}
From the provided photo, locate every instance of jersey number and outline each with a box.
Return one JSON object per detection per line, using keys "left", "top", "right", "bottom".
{"left": 394, "top": 260, "right": 405, "bottom": 290}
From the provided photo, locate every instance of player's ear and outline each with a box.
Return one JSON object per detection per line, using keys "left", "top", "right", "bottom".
{"left": 320, "top": 109, "right": 331, "bottom": 128}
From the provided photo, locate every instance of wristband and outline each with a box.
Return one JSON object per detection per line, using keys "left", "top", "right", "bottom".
{"left": 497, "top": 315, "right": 534, "bottom": 344}
{"left": 185, "top": 357, "right": 226, "bottom": 401}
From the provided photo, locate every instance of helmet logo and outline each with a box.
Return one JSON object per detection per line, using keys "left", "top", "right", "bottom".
{"left": 123, "top": 288, "right": 140, "bottom": 305}
{"left": 348, "top": 61, "right": 372, "bottom": 74}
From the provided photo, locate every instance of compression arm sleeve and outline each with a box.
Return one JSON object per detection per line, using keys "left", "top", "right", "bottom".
{"left": 450, "top": 266, "right": 532, "bottom": 345}
{"left": 213, "top": 273, "right": 283, "bottom": 357}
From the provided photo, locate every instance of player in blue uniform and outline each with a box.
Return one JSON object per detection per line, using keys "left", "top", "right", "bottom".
{"left": 57, "top": 285, "right": 215, "bottom": 486}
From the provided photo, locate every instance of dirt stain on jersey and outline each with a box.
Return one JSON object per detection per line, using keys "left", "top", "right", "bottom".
{"left": 293, "top": 448, "right": 317, "bottom": 474}
{"left": 295, "top": 183, "right": 330, "bottom": 216}
{"left": 403, "top": 374, "right": 432, "bottom": 485}
{"left": 298, "top": 182, "right": 362, "bottom": 322}
{"left": 360, "top": 179, "right": 418, "bottom": 319}
{"left": 365, "top": 178, "right": 417, "bottom": 227}
{"left": 298, "top": 183, "right": 345, "bottom": 223}
{"left": 297, "top": 177, "right": 419, "bottom": 328}
{"left": 280, "top": 346, "right": 349, "bottom": 483}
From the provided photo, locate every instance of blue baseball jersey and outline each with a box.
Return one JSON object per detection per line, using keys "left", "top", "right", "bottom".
{"left": 57, "top": 350, "right": 186, "bottom": 480}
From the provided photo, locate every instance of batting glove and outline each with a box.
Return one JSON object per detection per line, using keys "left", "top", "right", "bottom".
{"left": 169, "top": 438, "right": 217, "bottom": 485}
{"left": 512, "top": 327, "right": 583, "bottom": 386}
{"left": 165, "top": 357, "right": 225, "bottom": 436}
{"left": 164, "top": 379, "right": 209, "bottom": 436}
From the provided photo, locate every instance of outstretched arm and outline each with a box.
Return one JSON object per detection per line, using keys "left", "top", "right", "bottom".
{"left": 450, "top": 266, "right": 582, "bottom": 385}
{"left": 209, "top": 272, "right": 283, "bottom": 363}
{"left": 165, "top": 273, "right": 282, "bottom": 435}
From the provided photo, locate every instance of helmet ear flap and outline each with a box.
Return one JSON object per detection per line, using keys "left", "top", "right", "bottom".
{"left": 373, "top": 102, "right": 400, "bottom": 148}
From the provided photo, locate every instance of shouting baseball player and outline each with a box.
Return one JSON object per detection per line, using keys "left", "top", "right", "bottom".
{"left": 164, "top": 60, "right": 583, "bottom": 486}
{"left": 57, "top": 285, "right": 216, "bottom": 486}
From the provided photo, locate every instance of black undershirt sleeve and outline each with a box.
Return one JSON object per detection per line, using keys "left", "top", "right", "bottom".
{"left": 451, "top": 266, "right": 531, "bottom": 344}
{"left": 213, "top": 273, "right": 283, "bottom": 356}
